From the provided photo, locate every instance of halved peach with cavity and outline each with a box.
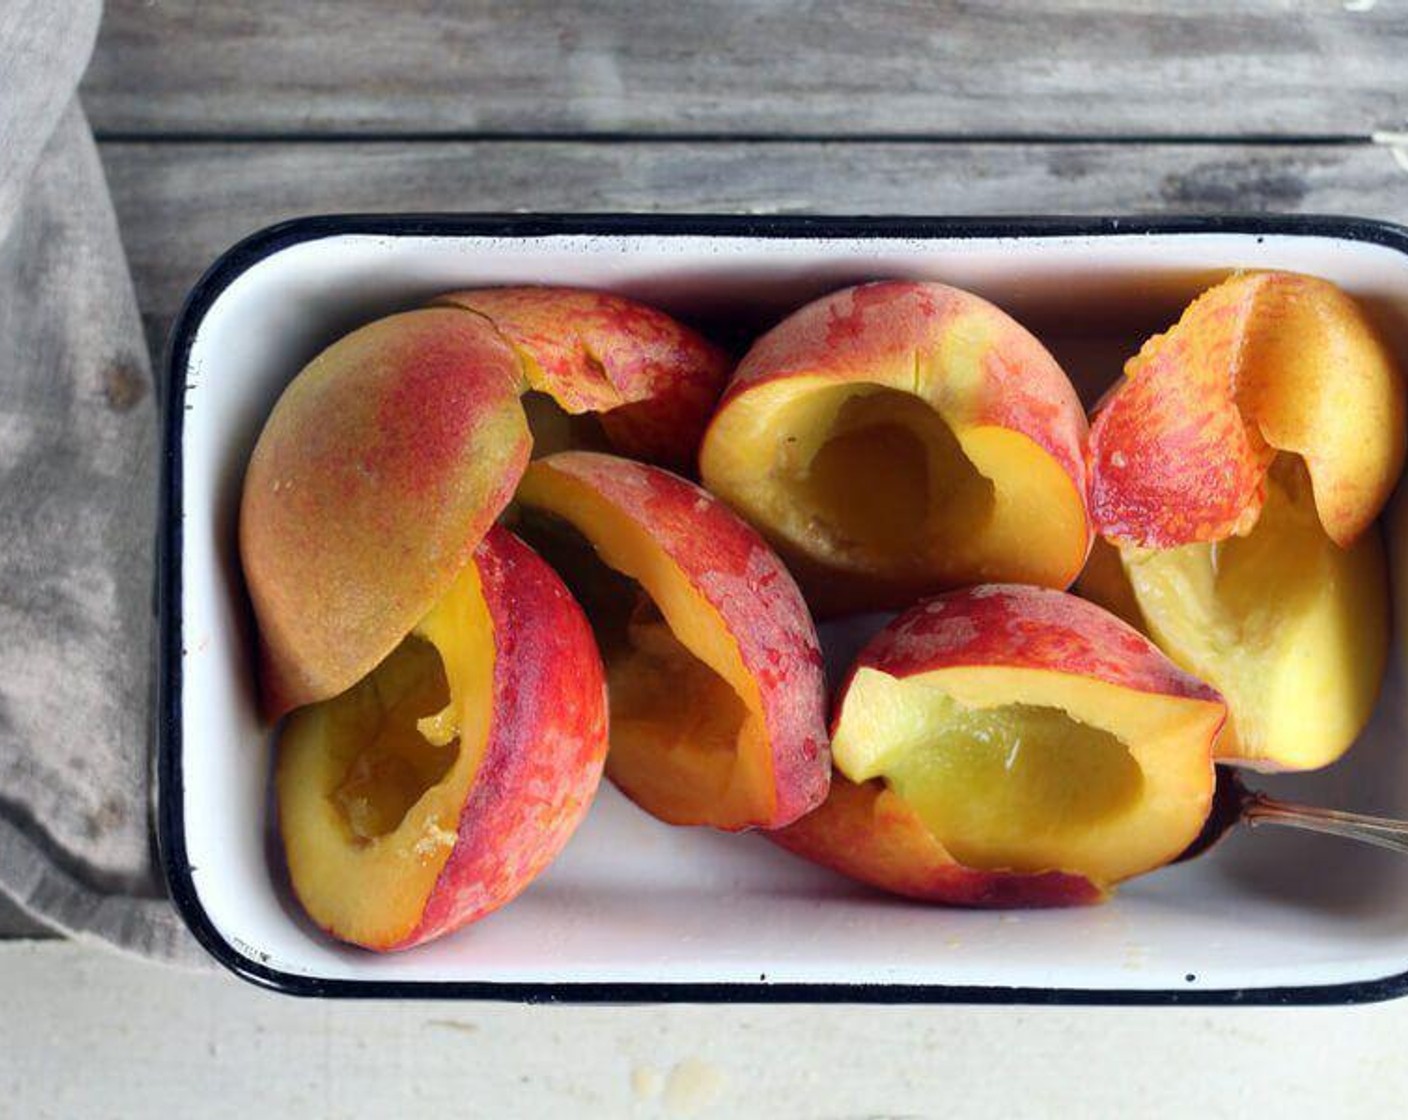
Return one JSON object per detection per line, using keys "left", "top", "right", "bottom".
{"left": 435, "top": 286, "right": 731, "bottom": 470}
{"left": 1089, "top": 270, "right": 1405, "bottom": 549}
{"left": 772, "top": 586, "right": 1224, "bottom": 904}
{"left": 240, "top": 308, "right": 531, "bottom": 718}
{"left": 1079, "top": 458, "right": 1389, "bottom": 772}
{"left": 278, "top": 527, "right": 608, "bottom": 951}
{"left": 698, "top": 281, "right": 1091, "bottom": 614}
{"left": 513, "top": 451, "right": 829, "bottom": 830}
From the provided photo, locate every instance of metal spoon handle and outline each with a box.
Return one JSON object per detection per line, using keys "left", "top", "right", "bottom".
{"left": 1242, "top": 792, "right": 1408, "bottom": 855}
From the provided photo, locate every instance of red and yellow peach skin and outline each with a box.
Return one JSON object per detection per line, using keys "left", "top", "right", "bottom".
{"left": 773, "top": 586, "right": 1224, "bottom": 904}
{"left": 277, "top": 528, "right": 609, "bottom": 951}
{"left": 240, "top": 308, "right": 531, "bottom": 718}
{"left": 515, "top": 451, "right": 830, "bottom": 831}
{"left": 1089, "top": 270, "right": 1405, "bottom": 549}
{"left": 699, "top": 281, "right": 1091, "bottom": 614}
{"left": 436, "top": 286, "right": 731, "bottom": 470}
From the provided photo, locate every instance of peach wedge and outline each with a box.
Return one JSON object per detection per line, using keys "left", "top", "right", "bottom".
{"left": 241, "top": 308, "right": 531, "bottom": 718}
{"left": 1083, "top": 272, "right": 1402, "bottom": 771}
{"left": 1088, "top": 270, "right": 1404, "bottom": 549}
{"left": 699, "top": 280, "right": 1091, "bottom": 614}
{"left": 773, "top": 586, "right": 1225, "bottom": 904}
{"left": 514, "top": 451, "right": 830, "bottom": 830}
{"left": 436, "top": 286, "right": 731, "bottom": 470}
{"left": 278, "top": 528, "right": 609, "bottom": 951}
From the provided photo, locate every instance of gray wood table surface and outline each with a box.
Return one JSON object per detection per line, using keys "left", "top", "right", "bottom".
{"left": 83, "top": 1, "right": 1408, "bottom": 360}
{"left": 4, "top": 0, "right": 1406, "bottom": 940}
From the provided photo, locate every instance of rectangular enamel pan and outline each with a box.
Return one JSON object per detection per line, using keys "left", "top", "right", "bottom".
{"left": 160, "top": 214, "right": 1408, "bottom": 1002}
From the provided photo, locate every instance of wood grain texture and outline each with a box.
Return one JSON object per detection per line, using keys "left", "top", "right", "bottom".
{"left": 98, "top": 138, "right": 1408, "bottom": 350}
{"left": 4, "top": 940, "right": 1408, "bottom": 1118}
{"left": 82, "top": 0, "right": 1408, "bottom": 138}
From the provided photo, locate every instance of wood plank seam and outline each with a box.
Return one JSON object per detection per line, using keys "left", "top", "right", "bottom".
{"left": 89, "top": 132, "right": 1383, "bottom": 146}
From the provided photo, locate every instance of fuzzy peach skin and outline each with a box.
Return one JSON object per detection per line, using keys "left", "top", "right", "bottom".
{"left": 772, "top": 586, "right": 1225, "bottom": 905}
{"left": 514, "top": 451, "right": 830, "bottom": 830}
{"left": 435, "top": 286, "right": 731, "bottom": 470}
{"left": 1088, "top": 270, "right": 1405, "bottom": 549}
{"left": 241, "top": 309, "right": 531, "bottom": 718}
{"left": 277, "top": 528, "right": 609, "bottom": 952}
{"left": 699, "top": 280, "right": 1091, "bottom": 614}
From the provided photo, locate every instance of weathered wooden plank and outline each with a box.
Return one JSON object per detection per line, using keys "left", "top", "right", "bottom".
{"left": 83, "top": 1, "right": 1408, "bottom": 139}
{"left": 99, "top": 138, "right": 1408, "bottom": 349}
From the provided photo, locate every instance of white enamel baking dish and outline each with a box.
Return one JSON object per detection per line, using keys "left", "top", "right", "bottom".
{"left": 160, "top": 214, "right": 1408, "bottom": 1002}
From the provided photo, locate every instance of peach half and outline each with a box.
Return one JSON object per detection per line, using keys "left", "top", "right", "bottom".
{"left": 513, "top": 451, "right": 830, "bottom": 830}
{"left": 240, "top": 308, "right": 531, "bottom": 718}
{"left": 277, "top": 527, "right": 609, "bottom": 951}
{"left": 772, "top": 586, "right": 1224, "bottom": 904}
{"left": 1088, "top": 270, "right": 1405, "bottom": 549}
{"left": 698, "top": 281, "right": 1091, "bottom": 614}
{"left": 435, "top": 286, "right": 731, "bottom": 471}
{"left": 1078, "top": 458, "right": 1389, "bottom": 772}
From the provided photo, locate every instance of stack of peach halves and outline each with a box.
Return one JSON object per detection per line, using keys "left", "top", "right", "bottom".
{"left": 240, "top": 273, "right": 1405, "bottom": 952}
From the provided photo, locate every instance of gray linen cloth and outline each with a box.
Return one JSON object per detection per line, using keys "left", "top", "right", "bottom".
{"left": 1, "top": 0, "right": 200, "bottom": 962}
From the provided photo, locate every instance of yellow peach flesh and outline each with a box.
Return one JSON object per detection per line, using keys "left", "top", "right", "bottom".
{"left": 1115, "top": 457, "right": 1388, "bottom": 771}
{"left": 277, "top": 560, "right": 494, "bottom": 948}
{"left": 513, "top": 474, "right": 775, "bottom": 829}
{"left": 605, "top": 611, "right": 761, "bottom": 825}
{"left": 833, "top": 665, "right": 1219, "bottom": 885}
{"left": 703, "top": 378, "right": 1086, "bottom": 598}
{"left": 1236, "top": 274, "right": 1405, "bottom": 547}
